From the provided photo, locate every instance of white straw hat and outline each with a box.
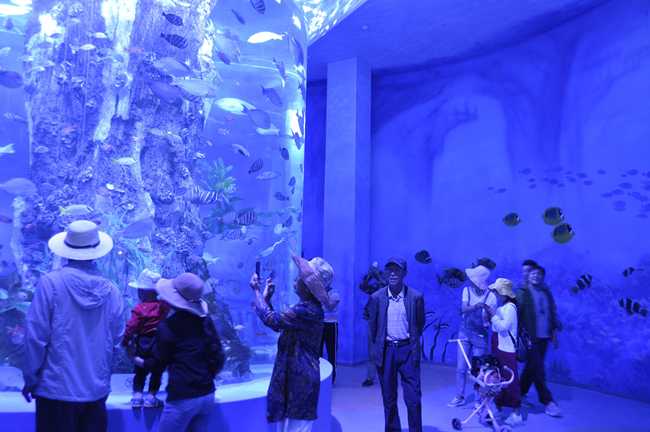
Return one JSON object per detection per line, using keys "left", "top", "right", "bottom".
{"left": 48, "top": 220, "right": 113, "bottom": 261}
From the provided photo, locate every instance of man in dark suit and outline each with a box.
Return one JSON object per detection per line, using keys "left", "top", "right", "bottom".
{"left": 367, "top": 257, "right": 425, "bottom": 432}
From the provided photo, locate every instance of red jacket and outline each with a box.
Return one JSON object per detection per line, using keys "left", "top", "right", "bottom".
{"left": 122, "top": 301, "right": 169, "bottom": 347}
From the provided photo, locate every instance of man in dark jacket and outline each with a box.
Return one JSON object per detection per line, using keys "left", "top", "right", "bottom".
{"left": 367, "top": 258, "right": 425, "bottom": 432}
{"left": 516, "top": 266, "right": 562, "bottom": 418}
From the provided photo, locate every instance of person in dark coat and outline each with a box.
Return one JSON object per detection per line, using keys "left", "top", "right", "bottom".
{"left": 135, "top": 272, "right": 224, "bottom": 432}
{"left": 367, "top": 257, "right": 425, "bottom": 432}
{"left": 251, "top": 255, "right": 337, "bottom": 432}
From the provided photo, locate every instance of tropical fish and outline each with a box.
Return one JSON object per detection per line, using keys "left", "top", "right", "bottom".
{"left": 78, "top": 43, "right": 97, "bottom": 51}
{"left": 259, "top": 239, "right": 285, "bottom": 259}
{"left": 160, "top": 33, "right": 188, "bottom": 49}
{"left": 148, "top": 80, "right": 184, "bottom": 104}
{"left": 248, "top": 158, "right": 264, "bottom": 174}
{"left": 59, "top": 204, "right": 93, "bottom": 216}
{"left": 120, "top": 217, "right": 155, "bottom": 239}
{"left": 153, "top": 57, "right": 192, "bottom": 77}
{"left": 0, "top": 178, "right": 37, "bottom": 196}
{"left": 247, "top": 32, "right": 285, "bottom": 44}
{"left": 216, "top": 97, "right": 255, "bottom": 114}
{"left": 0, "top": 70, "right": 23, "bottom": 88}
{"left": 4, "top": 18, "right": 14, "bottom": 31}
{"left": 90, "top": 32, "right": 109, "bottom": 39}
{"left": 113, "top": 157, "right": 137, "bottom": 166}
{"left": 0, "top": 214, "right": 12, "bottom": 224}
{"left": 619, "top": 298, "right": 648, "bottom": 317}
{"left": 288, "top": 176, "right": 296, "bottom": 187}
{"left": 231, "top": 9, "right": 246, "bottom": 24}
{"left": 552, "top": 223, "right": 574, "bottom": 244}
{"left": 232, "top": 143, "right": 250, "bottom": 157}
{"left": 622, "top": 267, "right": 642, "bottom": 277}
{"left": 202, "top": 252, "right": 220, "bottom": 265}
{"left": 256, "top": 124, "right": 280, "bottom": 136}
{"left": 502, "top": 212, "right": 521, "bottom": 227}
{"left": 0, "top": 143, "right": 15, "bottom": 156}
{"left": 415, "top": 250, "right": 432, "bottom": 264}
{"left": 262, "top": 86, "right": 283, "bottom": 107}
{"left": 283, "top": 216, "right": 293, "bottom": 228}
{"left": 250, "top": 0, "right": 266, "bottom": 14}
{"left": 188, "top": 186, "right": 223, "bottom": 205}
{"left": 437, "top": 268, "right": 466, "bottom": 288}
{"left": 474, "top": 257, "right": 496, "bottom": 270}
{"left": 619, "top": 182, "right": 633, "bottom": 190}
{"left": 162, "top": 12, "right": 183, "bottom": 26}
{"left": 173, "top": 78, "right": 218, "bottom": 97}
{"left": 243, "top": 107, "right": 271, "bottom": 129}
{"left": 235, "top": 209, "right": 256, "bottom": 226}
{"left": 280, "top": 147, "right": 289, "bottom": 160}
{"left": 194, "top": 152, "right": 205, "bottom": 159}
{"left": 274, "top": 192, "right": 290, "bottom": 201}
{"left": 273, "top": 57, "right": 286, "bottom": 80}
{"left": 543, "top": 207, "right": 564, "bottom": 225}
{"left": 495, "top": 188, "right": 507, "bottom": 193}
{"left": 256, "top": 171, "right": 279, "bottom": 180}
{"left": 288, "top": 34, "right": 304, "bottom": 65}
{"left": 570, "top": 273, "right": 593, "bottom": 294}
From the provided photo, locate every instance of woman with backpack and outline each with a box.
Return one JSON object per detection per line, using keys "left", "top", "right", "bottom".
{"left": 135, "top": 272, "right": 224, "bottom": 432}
{"left": 448, "top": 265, "right": 497, "bottom": 407}
{"left": 483, "top": 277, "right": 523, "bottom": 426}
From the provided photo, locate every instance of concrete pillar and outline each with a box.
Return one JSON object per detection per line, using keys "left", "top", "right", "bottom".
{"left": 323, "top": 58, "right": 371, "bottom": 364}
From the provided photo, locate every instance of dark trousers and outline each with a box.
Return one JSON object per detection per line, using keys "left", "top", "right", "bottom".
{"left": 320, "top": 321, "right": 338, "bottom": 382}
{"left": 133, "top": 364, "right": 163, "bottom": 393}
{"left": 35, "top": 396, "right": 107, "bottom": 432}
{"left": 377, "top": 342, "right": 422, "bottom": 432}
{"left": 520, "top": 338, "right": 554, "bottom": 405}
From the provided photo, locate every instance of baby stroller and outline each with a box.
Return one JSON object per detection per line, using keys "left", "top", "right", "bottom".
{"left": 449, "top": 338, "right": 515, "bottom": 432}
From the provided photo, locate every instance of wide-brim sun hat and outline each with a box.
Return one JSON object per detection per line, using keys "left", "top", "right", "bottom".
{"left": 465, "top": 265, "right": 491, "bottom": 287}
{"left": 48, "top": 220, "right": 113, "bottom": 261}
{"left": 292, "top": 254, "right": 338, "bottom": 310}
{"left": 156, "top": 272, "right": 208, "bottom": 317}
{"left": 489, "top": 278, "right": 515, "bottom": 299}
{"left": 128, "top": 269, "right": 162, "bottom": 290}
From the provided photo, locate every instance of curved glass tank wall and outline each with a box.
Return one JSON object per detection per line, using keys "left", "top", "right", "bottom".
{"left": 0, "top": 0, "right": 312, "bottom": 384}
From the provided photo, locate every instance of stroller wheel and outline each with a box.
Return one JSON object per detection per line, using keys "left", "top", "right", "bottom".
{"left": 498, "top": 426, "right": 512, "bottom": 432}
{"left": 452, "top": 418, "right": 462, "bottom": 430}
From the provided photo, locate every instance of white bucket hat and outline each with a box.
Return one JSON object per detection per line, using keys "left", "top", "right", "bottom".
{"left": 128, "top": 269, "right": 161, "bottom": 290}
{"left": 156, "top": 272, "right": 208, "bottom": 317}
{"left": 48, "top": 220, "right": 113, "bottom": 261}
{"left": 489, "top": 278, "right": 515, "bottom": 299}
{"left": 465, "top": 265, "right": 491, "bottom": 287}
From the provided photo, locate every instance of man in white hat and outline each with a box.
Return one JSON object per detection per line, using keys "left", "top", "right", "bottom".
{"left": 448, "top": 265, "right": 497, "bottom": 408}
{"left": 21, "top": 220, "right": 124, "bottom": 432}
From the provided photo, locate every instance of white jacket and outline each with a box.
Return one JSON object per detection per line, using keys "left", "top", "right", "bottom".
{"left": 490, "top": 302, "right": 517, "bottom": 353}
{"left": 23, "top": 263, "right": 124, "bottom": 401}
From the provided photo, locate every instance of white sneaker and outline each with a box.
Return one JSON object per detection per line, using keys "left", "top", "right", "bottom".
{"left": 506, "top": 412, "right": 524, "bottom": 425}
{"left": 447, "top": 395, "right": 466, "bottom": 407}
{"left": 545, "top": 401, "right": 562, "bottom": 417}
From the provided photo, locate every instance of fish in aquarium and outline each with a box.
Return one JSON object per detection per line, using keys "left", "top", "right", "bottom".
{"left": 414, "top": 250, "right": 432, "bottom": 264}
{"left": 231, "top": 9, "right": 246, "bottom": 25}
{"left": 247, "top": 32, "right": 286, "bottom": 44}
{"left": 162, "top": 12, "right": 184, "bottom": 26}
{"left": 437, "top": 268, "right": 466, "bottom": 288}
{"left": 543, "top": 207, "right": 564, "bottom": 225}
{"left": 248, "top": 158, "right": 264, "bottom": 174}
{"left": 250, "top": 0, "right": 266, "bottom": 14}
{"left": 552, "top": 223, "right": 575, "bottom": 244}
{"left": 619, "top": 298, "right": 648, "bottom": 317}
{"left": 0, "top": 143, "right": 15, "bottom": 156}
{"left": 473, "top": 257, "right": 496, "bottom": 270}
{"left": 570, "top": 274, "right": 593, "bottom": 294}
{"left": 622, "top": 267, "right": 642, "bottom": 277}
{"left": 231, "top": 143, "right": 251, "bottom": 157}
{"left": 0, "top": 177, "right": 37, "bottom": 196}
{"left": 502, "top": 212, "right": 521, "bottom": 226}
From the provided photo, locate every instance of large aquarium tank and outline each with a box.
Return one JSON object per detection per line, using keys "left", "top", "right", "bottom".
{"left": 0, "top": 0, "right": 370, "bottom": 386}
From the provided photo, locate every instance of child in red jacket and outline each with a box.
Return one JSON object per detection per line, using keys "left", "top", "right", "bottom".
{"left": 123, "top": 269, "right": 169, "bottom": 408}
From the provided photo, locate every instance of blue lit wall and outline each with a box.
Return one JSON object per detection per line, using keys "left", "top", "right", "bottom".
{"left": 305, "top": 0, "right": 650, "bottom": 401}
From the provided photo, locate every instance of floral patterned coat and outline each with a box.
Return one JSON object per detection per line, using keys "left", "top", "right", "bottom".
{"left": 255, "top": 298, "right": 324, "bottom": 422}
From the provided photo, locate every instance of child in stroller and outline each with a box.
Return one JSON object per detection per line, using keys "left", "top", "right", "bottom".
{"left": 449, "top": 339, "right": 515, "bottom": 432}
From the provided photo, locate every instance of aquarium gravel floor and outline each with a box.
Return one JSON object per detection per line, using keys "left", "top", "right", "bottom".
{"left": 330, "top": 364, "right": 650, "bottom": 432}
